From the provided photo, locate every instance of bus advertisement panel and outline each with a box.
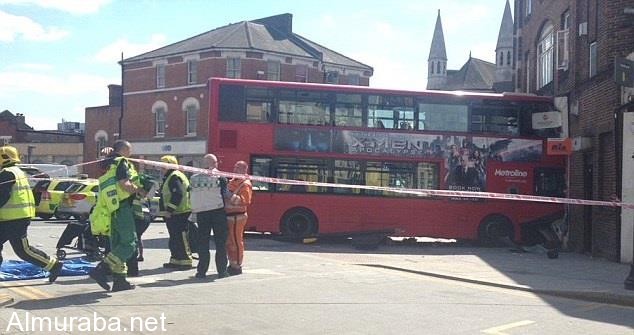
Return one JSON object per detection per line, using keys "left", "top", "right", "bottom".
{"left": 209, "top": 78, "right": 566, "bottom": 245}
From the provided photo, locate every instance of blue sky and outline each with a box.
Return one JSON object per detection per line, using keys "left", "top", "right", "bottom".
{"left": 0, "top": 0, "right": 513, "bottom": 130}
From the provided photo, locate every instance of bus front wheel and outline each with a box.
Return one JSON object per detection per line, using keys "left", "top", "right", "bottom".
{"left": 478, "top": 215, "right": 514, "bottom": 247}
{"left": 280, "top": 208, "right": 318, "bottom": 239}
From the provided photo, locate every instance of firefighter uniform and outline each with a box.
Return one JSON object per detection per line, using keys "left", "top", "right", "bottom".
{"left": 159, "top": 155, "right": 193, "bottom": 269}
{"left": 0, "top": 146, "right": 62, "bottom": 282}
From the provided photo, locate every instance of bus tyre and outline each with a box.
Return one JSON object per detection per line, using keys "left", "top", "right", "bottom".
{"left": 478, "top": 215, "right": 514, "bottom": 247}
{"left": 281, "top": 208, "right": 318, "bottom": 240}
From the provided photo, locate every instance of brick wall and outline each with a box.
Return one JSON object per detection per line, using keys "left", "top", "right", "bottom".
{"left": 515, "top": 0, "right": 633, "bottom": 260}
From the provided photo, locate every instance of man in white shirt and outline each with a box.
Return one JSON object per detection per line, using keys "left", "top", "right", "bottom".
{"left": 189, "top": 154, "right": 229, "bottom": 279}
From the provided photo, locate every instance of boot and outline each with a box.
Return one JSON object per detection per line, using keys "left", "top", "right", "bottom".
{"left": 89, "top": 262, "right": 111, "bottom": 291}
{"left": 48, "top": 261, "right": 64, "bottom": 283}
{"left": 227, "top": 265, "right": 242, "bottom": 276}
{"left": 112, "top": 275, "right": 135, "bottom": 292}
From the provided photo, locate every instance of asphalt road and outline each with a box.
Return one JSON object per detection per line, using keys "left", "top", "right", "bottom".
{"left": 0, "top": 219, "right": 632, "bottom": 334}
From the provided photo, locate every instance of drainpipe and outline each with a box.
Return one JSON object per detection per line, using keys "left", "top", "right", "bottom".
{"left": 118, "top": 52, "right": 124, "bottom": 139}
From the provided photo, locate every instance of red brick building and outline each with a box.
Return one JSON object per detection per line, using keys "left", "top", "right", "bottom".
{"left": 514, "top": 0, "right": 634, "bottom": 260}
{"left": 85, "top": 13, "right": 372, "bottom": 174}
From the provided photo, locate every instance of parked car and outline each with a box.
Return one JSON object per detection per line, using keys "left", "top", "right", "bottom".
{"left": 17, "top": 165, "right": 49, "bottom": 188}
{"left": 56, "top": 178, "right": 99, "bottom": 223}
{"left": 33, "top": 177, "right": 88, "bottom": 220}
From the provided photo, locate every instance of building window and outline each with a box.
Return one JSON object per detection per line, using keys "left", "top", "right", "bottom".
{"left": 526, "top": 0, "right": 532, "bottom": 17}
{"left": 267, "top": 61, "right": 280, "bottom": 81}
{"left": 499, "top": 52, "right": 503, "bottom": 65}
{"left": 156, "top": 64, "right": 165, "bottom": 88}
{"left": 183, "top": 97, "right": 199, "bottom": 135}
{"left": 326, "top": 71, "right": 339, "bottom": 84}
{"left": 227, "top": 58, "right": 241, "bottom": 78}
{"left": 187, "top": 60, "right": 197, "bottom": 84}
{"left": 589, "top": 42, "right": 597, "bottom": 77}
{"left": 537, "top": 23, "right": 554, "bottom": 89}
{"left": 347, "top": 74, "right": 360, "bottom": 85}
{"left": 295, "top": 64, "right": 308, "bottom": 82}
{"left": 430, "top": 62, "right": 434, "bottom": 75}
{"left": 507, "top": 51, "right": 511, "bottom": 65}
{"left": 95, "top": 130, "right": 108, "bottom": 157}
{"left": 152, "top": 101, "right": 167, "bottom": 137}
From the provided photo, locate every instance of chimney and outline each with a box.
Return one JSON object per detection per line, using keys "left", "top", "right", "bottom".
{"left": 108, "top": 84, "right": 122, "bottom": 107}
{"left": 252, "top": 13, "right": 293, "bottom": 35}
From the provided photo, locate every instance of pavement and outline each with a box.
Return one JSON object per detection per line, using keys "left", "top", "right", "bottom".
{"left": 3, "top": 221, "right": 634, "bottom": 310}
{"left": 328, "top": 238, "right": 634, "bottom": 308}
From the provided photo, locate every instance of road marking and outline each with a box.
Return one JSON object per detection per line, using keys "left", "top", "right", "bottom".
{"left": 0, "top": 282, "right": 54, "bottom": 300}
{"left": 0, "top": 293, "right": 14, "bottom": 306}
{"left": 481, "top": 320, "right": 535, "bottom": 335}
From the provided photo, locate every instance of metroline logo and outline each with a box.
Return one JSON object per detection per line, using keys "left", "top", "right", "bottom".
{"left": 494, "top": 169, "right": 528, "bottom": 177}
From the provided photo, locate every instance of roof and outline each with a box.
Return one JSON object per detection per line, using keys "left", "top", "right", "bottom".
{"left": 444, "top": 57, "right": 496, "bottom": 91}
{"left": 123, "top": 14, "right": 372, "bottom": 72}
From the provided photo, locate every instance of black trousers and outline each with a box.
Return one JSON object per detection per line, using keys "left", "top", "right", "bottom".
{"left": 196, "top": 209, "right": 228, "bottom": 275}
{"left": 0, "top": 218, "right": 56, "bottom": 270}
{"left": 165, "top": 212, "right": 192, "bottom": 264}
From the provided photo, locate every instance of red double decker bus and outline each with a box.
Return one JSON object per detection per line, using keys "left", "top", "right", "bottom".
{"left": 209, "top": 78, "right": 566, "bottom": 244}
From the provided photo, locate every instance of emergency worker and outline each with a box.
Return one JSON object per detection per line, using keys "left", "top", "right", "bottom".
{"left": 159, "top": 155, "right": 193, "bottom": 269}
{"left": 89, "top": 140, "right": 143, "bottom": 292}
{"left": 225, "top": 160, "right": 252, "bottom": 276}
{"left": 0, "top": 146, "right": 63, "bottom": 282}
{"left": 190, "top": 153, "right": 228, "bottom": 279}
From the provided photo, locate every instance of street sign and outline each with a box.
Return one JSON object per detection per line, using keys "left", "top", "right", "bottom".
{"left": 614, "top": 58, "right": 634, "bottom": 88}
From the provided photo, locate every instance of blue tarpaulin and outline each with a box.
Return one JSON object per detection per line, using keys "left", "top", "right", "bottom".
{"left": 0, "top": 258, "right": 96, "bottom": 281}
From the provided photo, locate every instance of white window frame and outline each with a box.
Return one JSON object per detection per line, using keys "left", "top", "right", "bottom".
{"left": 182, "top": 97, "right": 199, "bottom": 136}
{"left": 537, "top": 23, "right": 554, "bottom": 89}
{"left": 525, "top": 52, "right": 531, "bottom": 93}
{"left": 187, "top": 60, "right": 197, "bottom": 84}
{"left": 267, "top": 61, "right": 280, "bottom": 81}
{"left": 156, "top": 64, "right": 166, "bottom": 88}
{"left": 526, "top": 0, "right": 532, "bottom": 17}
{"left": 589, "top": 42, "right": 598, "bottom": 77}
{"left": 152, "top": 101, "right": 168, "bottom": 137}
{"left": 227, "top": 58, "right": 241, "bottom": 78}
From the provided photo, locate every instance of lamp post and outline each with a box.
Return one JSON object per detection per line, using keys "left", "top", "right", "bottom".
{"left": 625, "top": 152, "right": 634, "bottom": 290}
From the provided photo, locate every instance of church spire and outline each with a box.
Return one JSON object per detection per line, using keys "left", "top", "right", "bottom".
{"left": 427, "top": 10, "right": 448, "bottom": 90}
{"left": 494, "top": 0, "right": 514, "bottom": 91}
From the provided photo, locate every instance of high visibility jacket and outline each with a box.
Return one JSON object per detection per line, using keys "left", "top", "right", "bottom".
{"left": 161, "top": 170, "right": 191, "bottom": 214}
{"left": 91, "top": 156, "right": 139, "bottom": 235}
{"left": 225, "top": 178, "right": 252, "bottom": 215}
{"left": 0, "top": 166, "right": 35, "bottom": 221}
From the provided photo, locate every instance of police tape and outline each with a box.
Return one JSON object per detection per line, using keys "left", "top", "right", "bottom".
{"left": 0, "top": 159, "right": 106, "bottom": 187}
{"left": 125, "top": 158, "right": 634, "bottom": 210}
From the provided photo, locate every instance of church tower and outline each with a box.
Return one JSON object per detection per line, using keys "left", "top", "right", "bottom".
{"left": 427, "top": 10, "right": 447, "bottom": 90}
{"left": 494, "top": 0, "right": 514, "bottom": 92}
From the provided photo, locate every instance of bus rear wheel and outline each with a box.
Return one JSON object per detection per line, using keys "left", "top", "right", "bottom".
{"left": 478, "top": 215, "right": 514, "bottom": 247}
{"left": 280, "top": 208, "right": 318, "bottom": 239}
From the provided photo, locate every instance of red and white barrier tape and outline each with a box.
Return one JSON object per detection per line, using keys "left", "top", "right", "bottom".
{"left": 126, "top": 158, "right": 634, "bottom": 210}
{"left": 3, "top": 156, "right": 631, "bottom": 210}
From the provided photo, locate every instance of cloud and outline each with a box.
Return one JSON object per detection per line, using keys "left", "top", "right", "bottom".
{"left": 0, "top": 10, "right": 69, "bottom": 42}
{"left": 0, "top": 0, "right": 111, "bottom": 15}
{"left": 0, "top": 71, "right": 116, "bottom": 96}
{"left": 93, "top": 34, "right": 168, "bottom": 63}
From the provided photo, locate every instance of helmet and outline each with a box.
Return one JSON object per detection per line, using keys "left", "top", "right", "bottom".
{"left": 160, "top": 155, "right": 178, "bottom": 165}
{"left": 0, "top": 146, "right": 20, "bottom": 166}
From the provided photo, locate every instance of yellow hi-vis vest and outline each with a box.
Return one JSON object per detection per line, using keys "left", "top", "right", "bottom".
{"left": 161, "top": 170, "right": 191, "bottom": 214}
{"left": 90, "top": 157, "right": 139, "bottom": 236}
{"left": 0, "top": 166, "right": 36, "bottom": 222}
